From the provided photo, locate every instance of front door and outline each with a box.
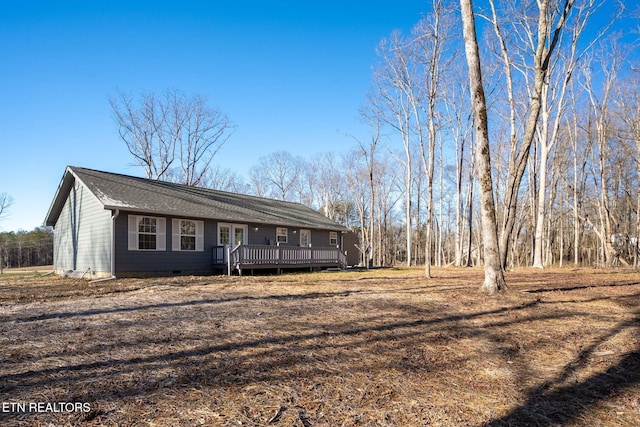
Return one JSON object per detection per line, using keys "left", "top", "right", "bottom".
{"left": 218, "top": 223, "right": 248, "bottom": 246}
{"left": 218, "top": 223, "right": 248, "bottom": 263}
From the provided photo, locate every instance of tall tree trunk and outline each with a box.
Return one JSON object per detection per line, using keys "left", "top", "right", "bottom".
{"left": 465, "top": 151, "right": 475, "bottom": 268}
{"left": 455, "top": 136, "right": 465, "bottom": 266}
{"left": 497, "top": 0, "right": 575, "bottom": 269}
{"left": 636, "top": 139, "right": 640, "bottom": 270}
{"left": 459, "top": 0, "right": 506, "bottom": 293}
{"left": 532, "top": 141, "right": 550, "bottom": 268}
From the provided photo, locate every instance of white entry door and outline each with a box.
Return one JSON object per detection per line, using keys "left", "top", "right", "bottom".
{"left": 218, "top": 223, "right": 248, "bottom": 246}
{"left": 218, "top": 223, "right": 248, "bottom": 264}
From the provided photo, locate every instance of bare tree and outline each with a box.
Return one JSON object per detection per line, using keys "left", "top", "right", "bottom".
{"left": 343, "top": 149, "right": 371, "bottom": 265}
{"left": 564, "top": 90, "right": 592, "bottom": 266}
{"left": 247, "top": 167, "right": 270, "bottom": 199}
{"left": 201, "top": 166, "right": 247, "bottom": 193}
{"left": 614, "top": 73, "right": 640, "bottom": 268}
{"left": 581, "top": 39, "right": 625, "bottom": 266}
{"left": 459, "top": 0, "right": 507, "bottom": 293}
{"left": 412, "top": 2, "right": 456, "bottom": 277}
{"left": 373, "top": 32, "right": 416, "bottom": 266}
{"left": 352, "top": 97, "right": 382, "bottom": 266}
{"left": 530, "top": 0, "right": 620, "bottom": 268}
{"left": 248, "top": 151, "right": 301, "bottom": 201}
{"left": 363, "top": 116, "right": 380, "bottom": 268}
{"left": 177, "top": 94, "right": 234, "bottom": 186}
{"left": 110, "top": 89, "right": 234, "bottom": 185}
{"left": 0, "top": 193, "right": 13, "bottom": 222}
{"left": 313, "top": 151, "right": 347, "bottom": 220}
{"left": 480, "top": 0, "right": 575, "bottom": 268}
{"left": 110, "top": 90, "right": 179, "bottom": 180}
{"left": 442, "top": 60, "right": 473, "bottom": 267}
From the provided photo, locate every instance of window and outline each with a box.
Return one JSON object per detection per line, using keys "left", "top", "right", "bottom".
{"left": 128, "top": 215, "right": 166, "bottom": 251}
{"left": 172, "top": 219, "right": 204, "bottom": 251}
{"left": 181, "top": 220, "right": 196, "bottom": 250}
{"left": 137, "top": 217, "right": 157, "bottom": 250}
{"left": 329, "top": 231, "right": 338, "bottom": 246}
{"left": 219, "top": 224, "right": 230, "bottom": 245}
{"left": 276, "top": 227, "right": 288, "bottom": 244}
{"left": 300, "top": 229, "right": 311, "bottom": 247}
{"left": 234, "top": 227, "right": 245, "bottom": 245}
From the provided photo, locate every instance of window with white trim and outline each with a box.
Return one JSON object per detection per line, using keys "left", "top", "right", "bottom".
{"left": 172, "top": 219, "right": 204, "bottom": 251}
{"left": 300, "top": 229, "right": 311, "bottom": 247}
{"left": 234, "top": 226, "right": 245, "bottom": 245}
{"left": 329, "top": 231, "right": 338, "bottom": 246}
{"left": 219, "top": 224, "right": 231, "bottom": 245}
{"left": 128, "top": 215, "right": 166, "bottom": 251}
{"left": 276, "top": 227, "right": 288, "bottom": 244}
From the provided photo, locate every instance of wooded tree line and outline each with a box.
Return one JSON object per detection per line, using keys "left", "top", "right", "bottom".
{"left": 0, "top": 228, "right": 53, "bottom": 270}
{"left": 110, "top": 0, "right": 638, "bottom": 281}
{"left": 2, "top": 1, "right": 634, "bottom": 284}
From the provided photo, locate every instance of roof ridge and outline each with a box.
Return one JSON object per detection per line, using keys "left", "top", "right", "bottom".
{"left": 67, "top": 165, "right": 315, "bottom": 210}
{"left": 51, "top": 166, "right": 346, "bottom": 231}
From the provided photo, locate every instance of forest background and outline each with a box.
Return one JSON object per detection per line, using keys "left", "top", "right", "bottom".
{"left": 1, "top": 0, "right": 639, "bottom": 274}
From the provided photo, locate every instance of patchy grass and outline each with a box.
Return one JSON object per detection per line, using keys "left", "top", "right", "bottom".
{"left": 0, "top": 266, "right": 53, "bottom": 279}
{"left": 0, "top": 267, "right": 638, "bottom": 426}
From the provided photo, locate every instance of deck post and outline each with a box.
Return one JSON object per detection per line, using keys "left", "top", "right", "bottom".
{"left": 227, "top": 246, "right": 231, "bottom": 276}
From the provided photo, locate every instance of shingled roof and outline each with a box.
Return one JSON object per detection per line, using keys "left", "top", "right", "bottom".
{"left": 45, "top": 166, "right": 347, "bottom": 231}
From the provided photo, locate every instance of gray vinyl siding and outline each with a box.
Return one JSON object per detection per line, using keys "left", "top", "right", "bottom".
{"left": 114, "top": 213, "right": 218, "bottom": 275}
{"left": 113, "top": 216, "right": 343, "bottom": 276}
{"left": 53, "top": 181, "right": 111, "bottom": 276}
{"left": 247, "top": 224, "right": 339, "bottom": 247}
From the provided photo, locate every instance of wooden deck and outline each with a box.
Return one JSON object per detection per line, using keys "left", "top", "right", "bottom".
{"left": 213, "top": 244, "right": 345, "bottom": 275}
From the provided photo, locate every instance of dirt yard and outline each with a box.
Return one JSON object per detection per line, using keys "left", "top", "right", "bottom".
{"left": 0, "top": 267, "right": 638, "bottom": 426}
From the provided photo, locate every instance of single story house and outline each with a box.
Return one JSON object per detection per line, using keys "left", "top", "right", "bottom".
{"left": 45, "top": 166, "right": 352, "bottom": 278}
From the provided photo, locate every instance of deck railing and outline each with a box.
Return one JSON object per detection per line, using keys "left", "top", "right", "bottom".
{"left": 213, "top": 244, "right": 345, "bottom": 273}
{"left": 213, "top": 246, "right": 226, "bottom": 264}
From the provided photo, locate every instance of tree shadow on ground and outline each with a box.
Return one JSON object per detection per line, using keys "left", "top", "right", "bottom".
{"left": 7, "top": 289, "right": 359, "bottom": 323}
{"left": 483, "top": 314, "right": 640, "bottom": 426}
{"left": 524, "top": 281, "right": 640, "bottom": 293}
{"left": 0, "top": 301, "right": 545, "bottom": 391}
{"left": 483, "top": 349, "right": 639, "bottom": 426}
{"left": 2, "top": 276, "right": 638, "bottom": 426}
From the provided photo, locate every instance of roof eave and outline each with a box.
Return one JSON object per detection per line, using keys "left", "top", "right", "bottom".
{"left": 44, "top": 167, "right": 76, "bottom": 227}
{"left": 102, "top": 205, "right": 347, "bottom": 231}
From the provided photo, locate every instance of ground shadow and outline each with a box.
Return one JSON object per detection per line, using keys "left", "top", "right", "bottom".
{"left": 483, "top": 349, "right": 640, "bottom": 426}
{"left": 8, "top": 289, "right": 359, "bottom": 323}
{"left": 2, "top": 275, "right": 638, "bottom": 426}
{"left": 524, "top": 281, "right": 640, "bottom": 293}
{"left": 483, "top": 314, "right": 640, "bottom": 426}
{"left": 0, "top": 301, "right": 546, "bottom": 390}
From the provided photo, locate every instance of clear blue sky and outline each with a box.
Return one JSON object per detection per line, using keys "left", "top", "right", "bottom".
{"left": 0, "top": 0, "right": 429, "bottom": 232}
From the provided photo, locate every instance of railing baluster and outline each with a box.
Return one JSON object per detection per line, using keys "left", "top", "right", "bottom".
{"left": 219, "top": 244, "right": 341, "bottom": 267}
